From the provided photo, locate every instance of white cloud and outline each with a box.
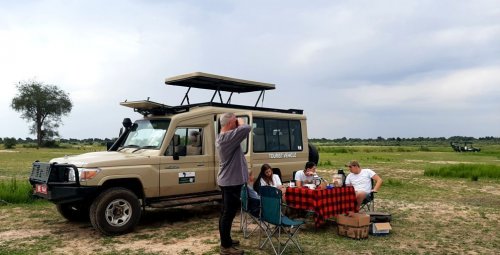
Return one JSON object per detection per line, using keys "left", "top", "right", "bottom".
{"left": 337, "top": 66, "right": 500, "bottom": 111}
{"left": 1, "top": 1, "right": 499, "bottom": 139}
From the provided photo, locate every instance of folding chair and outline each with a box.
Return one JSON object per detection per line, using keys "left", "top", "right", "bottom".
{"left": 360, "top": 179, "right": 375, "bottom": 212}
{"left": 259, "top": 186, "right": 305, "bottom": 255}
{"left": 240, "top": 184, "right": 260, "bottom": 238}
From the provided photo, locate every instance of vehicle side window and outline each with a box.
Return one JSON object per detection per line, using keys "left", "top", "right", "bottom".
{"left": 165, "top": 127, "right": 203, "bottom": 156}
{"left": 253, "top": 118, "right": 303, "bottom": 152}
{"left": 289, "top": 120, "right": 303, "bottom": 151}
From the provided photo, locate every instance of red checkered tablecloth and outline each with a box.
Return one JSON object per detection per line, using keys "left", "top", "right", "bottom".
{"left": 285, "top": 186, "right": 357, "bottom": 227}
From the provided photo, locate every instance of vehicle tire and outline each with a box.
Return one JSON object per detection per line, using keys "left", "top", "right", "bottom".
{"left": 89, "top": 188, "right": 142, "bottom": 236}
{"left": 308, "top": 144, "right": 319, "bottom": 165}
{"left": 56, "top": 202, "right": 90, "bottom": 222}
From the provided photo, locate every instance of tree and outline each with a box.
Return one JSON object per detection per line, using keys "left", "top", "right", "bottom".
{"left": 3, "top": 137, "right": 17, "bottom": 149}
{"left": 11, "top": 80, "right": 72, "bottom": 147}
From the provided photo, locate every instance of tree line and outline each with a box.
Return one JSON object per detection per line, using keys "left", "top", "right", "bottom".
{"left": 310, "top": 136, "right": 500, "bottom": 146}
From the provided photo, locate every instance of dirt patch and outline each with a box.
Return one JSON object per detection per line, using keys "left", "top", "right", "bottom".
{"left": 429, "top": 161, "right": 474, "bottom": 164}
{"left": 0, "top": 229, "right": 46, "bottom": 241}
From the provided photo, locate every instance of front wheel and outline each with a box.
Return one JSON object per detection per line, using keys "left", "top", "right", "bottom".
{"left": 89, "top": 188, "right": 142, "bottom": 235}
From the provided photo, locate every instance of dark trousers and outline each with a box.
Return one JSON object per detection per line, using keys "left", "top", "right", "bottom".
{"left": 219, "top": 185, "right": 243, "bottom": 248}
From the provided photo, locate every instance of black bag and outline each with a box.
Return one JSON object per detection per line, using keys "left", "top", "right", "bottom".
{"left": 366, "top": 211, "right": 392, "bottom": 223}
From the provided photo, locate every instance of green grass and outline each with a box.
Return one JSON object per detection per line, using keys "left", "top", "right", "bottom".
{"left": 0, "top": 178, "right": 34, "bottom": 204}
{"left": 1, "top": 145, "right": 499, "bottom": 254}
{"left": 424, "top": 164, "right": 500, "bottom": 179}
{"left": 0, "top": 145, "right": 105, "bottom": 179}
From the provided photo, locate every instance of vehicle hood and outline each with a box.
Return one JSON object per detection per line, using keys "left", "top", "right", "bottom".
{"left": 49, "top": 151, "right": 158, "bottom": 168}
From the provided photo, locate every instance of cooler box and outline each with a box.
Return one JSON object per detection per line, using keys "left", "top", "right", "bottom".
{"left": 366, "top": 211, "right": 392, "bottom": 235}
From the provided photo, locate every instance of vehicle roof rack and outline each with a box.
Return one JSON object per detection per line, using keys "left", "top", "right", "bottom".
{"left": 165, "top": 72, "right": 275, "bottom": 107}
{"left": 120, "top": 100, "right": 303, "bottom": 116}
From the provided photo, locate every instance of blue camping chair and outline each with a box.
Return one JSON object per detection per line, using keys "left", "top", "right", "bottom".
{"left": 259, "top": 186, "right": 305, "bottom": 255}
{"left": 240, "top": 184, "right": 260, "bottom": 238}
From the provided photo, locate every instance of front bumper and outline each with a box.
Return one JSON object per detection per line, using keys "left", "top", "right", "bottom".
{"left": 29, "top": 162, "right": 98, "bottom": 204}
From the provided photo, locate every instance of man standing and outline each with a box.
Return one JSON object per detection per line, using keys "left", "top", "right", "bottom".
{"left": 345, "top": 160, "right": 383, "bottom": 211}
{"left": 216, "top": 113, "right": 250, "bottom": 255}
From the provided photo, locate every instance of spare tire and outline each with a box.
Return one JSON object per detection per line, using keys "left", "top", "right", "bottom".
{"left": 308, "top": 144, "right": 319, "bottom": 165}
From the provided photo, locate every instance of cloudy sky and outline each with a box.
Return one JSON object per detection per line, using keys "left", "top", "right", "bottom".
{"left": 1, "top": 0, "right": 499, "bottom": 140}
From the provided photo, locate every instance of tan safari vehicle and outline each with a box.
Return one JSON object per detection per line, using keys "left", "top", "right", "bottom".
{"left": 29, "top": 72, "right": 319, "bottom": 235}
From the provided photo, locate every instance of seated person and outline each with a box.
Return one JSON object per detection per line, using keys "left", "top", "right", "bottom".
{"left": 295, "top": 161, "right": 326, "bottom": 188}
{"left": 256, "top": 163, "right": 286, "bottom": 197}
{"left": 247, "top": 170, "right": 260, "bottom": 217}
{"left": 345, "top": 160, "right": 383, "bottom": 211}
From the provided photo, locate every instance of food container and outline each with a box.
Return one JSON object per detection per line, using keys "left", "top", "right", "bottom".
{"left": 304, "top": 184, "right": 316, "bottom": 190}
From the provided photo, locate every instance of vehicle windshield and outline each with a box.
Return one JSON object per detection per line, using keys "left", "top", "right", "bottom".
{"left": 122, "top": 119, "right": 170, "bottom": 150}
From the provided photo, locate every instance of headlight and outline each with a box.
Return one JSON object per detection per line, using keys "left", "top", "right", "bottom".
{"left": 68, "top": 168, "right": 76, "bottom": 182}
{"left": 77, "top": 168, "right": 101, "bottom": 181}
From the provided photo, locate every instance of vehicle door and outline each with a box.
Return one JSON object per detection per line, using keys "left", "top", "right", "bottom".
{"left": 159, "top": 115, "right": 216, "bottom": 196}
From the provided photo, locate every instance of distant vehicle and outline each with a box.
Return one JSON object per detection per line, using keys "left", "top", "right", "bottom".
{"left": 450, "top": 142, "right": 481, "bottom": 152}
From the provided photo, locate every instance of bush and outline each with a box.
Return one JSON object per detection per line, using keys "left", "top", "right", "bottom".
{"left": 42, "top": 140, "right": 60, "bottom": 148}
{"left": 3, "top": 137, "right": 17, "bottom": 149}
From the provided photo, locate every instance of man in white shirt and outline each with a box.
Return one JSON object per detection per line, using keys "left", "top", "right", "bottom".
{"left": 294, "top": 161, "right": 326, "bottom": 188}
{"left": 345, "top": 160, "right": 383, "bottom": 211}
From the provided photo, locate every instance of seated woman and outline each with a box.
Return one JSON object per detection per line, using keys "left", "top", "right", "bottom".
{"left": 256, "top": 163, "right": 286, "bottom": 197}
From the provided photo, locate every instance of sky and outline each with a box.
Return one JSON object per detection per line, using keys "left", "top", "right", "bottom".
{"left": 1, "top": 0, "right": 499, "bottom": 140}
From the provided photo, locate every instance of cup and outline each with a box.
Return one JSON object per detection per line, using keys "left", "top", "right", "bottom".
{"left": 289, "top": 181, "right": 295, "bottom": 188}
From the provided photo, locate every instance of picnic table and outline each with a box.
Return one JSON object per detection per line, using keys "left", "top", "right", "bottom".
{"left": 285, "top": 186, "right": 357, "bottom": 227}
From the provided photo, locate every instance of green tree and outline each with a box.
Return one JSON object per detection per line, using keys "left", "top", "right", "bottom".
{"left": 11, "top": 80, "right": 72, "bottom": 147}
{"left": 3, "top": 137, "right": 17, "bottom": 149}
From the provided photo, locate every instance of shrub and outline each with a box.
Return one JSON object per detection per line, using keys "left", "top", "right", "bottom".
{"left": 3, "top": 137, "right": 17, "bottom": 149}
{"left": 42, "top": 140, "right": 60, "bottom": 148}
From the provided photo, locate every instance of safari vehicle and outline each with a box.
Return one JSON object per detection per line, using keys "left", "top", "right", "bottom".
{"left": 450, "top": 141, "right": 481, "bottom": 152}
{"left": 29, "top": 72, "right": 318, "bottom": 235}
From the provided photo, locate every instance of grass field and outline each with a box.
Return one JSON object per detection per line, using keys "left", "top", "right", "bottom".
{"left": 1, "top": 145, "right": 499, "bottom": 254}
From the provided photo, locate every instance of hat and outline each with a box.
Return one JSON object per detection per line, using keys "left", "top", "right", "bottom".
{"left": 345, "top": 160, "right": 360, "bottom": 167}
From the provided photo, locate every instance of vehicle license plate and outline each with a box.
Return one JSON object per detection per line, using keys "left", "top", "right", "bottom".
{"left": 35, "top": 184, "right": 48, "bottom": 195}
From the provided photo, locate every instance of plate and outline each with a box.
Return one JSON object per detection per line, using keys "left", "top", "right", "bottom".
{"left": 35, "top": 184, "right": 48, "bottom": 195}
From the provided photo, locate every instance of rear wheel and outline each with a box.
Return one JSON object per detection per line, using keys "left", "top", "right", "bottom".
{"left": 90, "top": 188, "right": 142, "bottom": 235}
{"left": 56, "top": 202, "right": 90, "bottom": 222}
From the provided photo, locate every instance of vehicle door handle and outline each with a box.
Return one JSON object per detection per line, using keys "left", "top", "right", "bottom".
{"left": 197, "top": 164, "right": 205, "bottom": 166}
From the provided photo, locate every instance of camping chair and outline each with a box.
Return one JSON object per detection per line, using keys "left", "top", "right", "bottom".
{"left": 240, "top": 184, "right": 260, "bottom": 238}
{"left": 259, "top": 186, "right": 305, "bottom": 255}
{"left": 360, "top": 179, "right": 375, "bottom": 212}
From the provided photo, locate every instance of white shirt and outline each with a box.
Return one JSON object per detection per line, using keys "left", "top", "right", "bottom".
{"left": 294, "top": 170, "right": 315, "bottom": 184}
{"left": 260, "top": 174, "right": 282, "bottom": 188}
{"left": 345, "top": 168, "right": 376, "bottom": 193}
